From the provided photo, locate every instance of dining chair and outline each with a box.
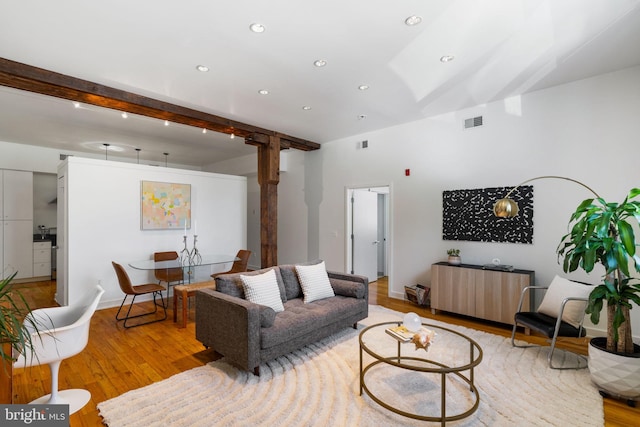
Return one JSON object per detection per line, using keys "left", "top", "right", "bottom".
{"left": 211, "top": 249, "right": 251, "bottom": 278}
{"left": 153, "top": 251, "right": 184, "bottom": 304}
{"left": 13, "top": 285, "right": 104, "bottom": 414}
{"left": 112, "top": 261, "right": 167, "bottom": 328}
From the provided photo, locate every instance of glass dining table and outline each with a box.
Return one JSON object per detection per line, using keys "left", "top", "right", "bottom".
{"left": 128, "top": 253, "right": 240, "bottom": 284}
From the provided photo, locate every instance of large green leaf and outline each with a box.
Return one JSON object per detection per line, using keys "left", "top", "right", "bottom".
{"left": 618, "top": 217, "right": 636, "bottom": 256}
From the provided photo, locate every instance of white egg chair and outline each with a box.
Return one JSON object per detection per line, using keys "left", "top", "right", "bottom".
{"left": 13, "top": 285, "right": 104, "bottom": 414}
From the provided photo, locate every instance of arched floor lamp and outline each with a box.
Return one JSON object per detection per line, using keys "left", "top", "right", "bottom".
{"left": 492, "top": 175, "right": 601, "bottom": 218}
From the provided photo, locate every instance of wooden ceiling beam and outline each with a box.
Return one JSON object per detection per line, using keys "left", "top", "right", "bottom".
{"left": 0, "top": 57, "right": 320, "bottom": 151}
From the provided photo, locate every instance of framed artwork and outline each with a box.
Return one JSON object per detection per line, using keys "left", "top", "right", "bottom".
{"left": 141, "top": 181, "right": 191, "bottom": 230}
{"left": 442, "top": 185, "right": 534, "bottom": 244}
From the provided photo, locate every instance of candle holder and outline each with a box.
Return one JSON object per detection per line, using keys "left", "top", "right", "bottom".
{"left": 189, "top": 235, "right": 202, "bottom": 265}
{"left": 179, "top": 235, "right": 190, "bottom": 266}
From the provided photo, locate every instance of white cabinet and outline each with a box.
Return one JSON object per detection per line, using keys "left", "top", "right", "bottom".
{"left": 33, "top": 241, "right": 51, "bottom": 278}
{"left": 1, "top": 170, "right": 34, "bottom": 280}
{"left": 3, "top": 221, "right": 33, "bottom": 279}
{"left": 3, "top": 170, "right": 33, "bottom": 220}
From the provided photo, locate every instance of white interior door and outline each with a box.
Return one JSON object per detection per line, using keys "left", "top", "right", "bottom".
{"left": 352, "top": 189, "right": 378, "bottom": 282}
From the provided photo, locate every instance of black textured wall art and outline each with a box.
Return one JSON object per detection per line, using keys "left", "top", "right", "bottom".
{"left": 442, "top": 186, "right": 533, "bottom": 244}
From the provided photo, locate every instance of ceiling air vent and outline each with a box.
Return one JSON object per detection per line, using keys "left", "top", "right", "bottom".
{"left": 464, "top": 116, "right": 483, "bottom": 129}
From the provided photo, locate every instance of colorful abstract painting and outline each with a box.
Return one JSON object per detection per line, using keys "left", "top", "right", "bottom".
{"left": 141, "top": 181, "right": 191, "bottom": 230}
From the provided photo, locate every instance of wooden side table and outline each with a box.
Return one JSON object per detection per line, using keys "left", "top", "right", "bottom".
{"left": 173, "top": 281, "right": 217, "bottom": 328}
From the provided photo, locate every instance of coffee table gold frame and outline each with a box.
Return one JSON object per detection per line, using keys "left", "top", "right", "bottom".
{"left": 359, "top": 321, "right": 483, "bottom": 426}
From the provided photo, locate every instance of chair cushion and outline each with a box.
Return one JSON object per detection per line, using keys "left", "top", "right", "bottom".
{"left": 537, "top": 275, "right": 592, "bottom": 328}
{"left": 296, "top": 261, "right": 335, "bottom": 303}
{"left": 240, "top": 269, "right": 285, "bottom": 313}
{"left": 515, "top": 311, "right": 587, "bottom": 338}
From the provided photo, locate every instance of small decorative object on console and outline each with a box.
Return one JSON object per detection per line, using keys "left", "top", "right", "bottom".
{"left": 447, "top": 248, "right": 461, "bottom": 265}
{"left": 482, "top": 264, "right": 514, "bottom": 271}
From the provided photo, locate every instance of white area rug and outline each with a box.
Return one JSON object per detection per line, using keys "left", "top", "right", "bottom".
{"left": 98, "top": 305, "right": 603, "bottom": 426}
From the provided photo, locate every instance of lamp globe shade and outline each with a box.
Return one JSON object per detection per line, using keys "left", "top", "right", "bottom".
{"left": 403, "top": 312, "right": 421, "bottom": 332}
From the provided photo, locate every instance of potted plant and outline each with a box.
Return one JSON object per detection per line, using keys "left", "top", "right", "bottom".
{"left": 1, "top": 271, "right": 40, "bottom": 403}
{"left": 557, "top": 188, "right": 640, "bottom": 402}
{"left": 447, "top": 249, "right": 461, "bottom": 265}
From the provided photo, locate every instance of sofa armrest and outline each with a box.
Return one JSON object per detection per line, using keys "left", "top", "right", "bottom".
{"left": 327, "top": 271, "right": 368, "bottom": 303}
{"left": 195, "top": 289, "right": 262, "bottom": 372}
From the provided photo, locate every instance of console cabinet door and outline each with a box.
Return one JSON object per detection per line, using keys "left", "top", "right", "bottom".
{"left": 475, "top": 270, "right": 531, "bottom": 324}
{"left": 431, "top": 264, "right": 476, "bottom": 317}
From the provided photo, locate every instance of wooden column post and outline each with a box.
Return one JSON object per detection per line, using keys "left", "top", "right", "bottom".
{"left": 256, "top": 134, "right": 280, "bottom": 268}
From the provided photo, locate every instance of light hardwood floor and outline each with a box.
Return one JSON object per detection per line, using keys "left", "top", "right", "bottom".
{"left": 11, "top": 278, "right": 640, "bottom": 426}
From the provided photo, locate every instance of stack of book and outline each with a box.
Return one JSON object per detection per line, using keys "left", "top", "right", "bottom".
{"left": 386, "top": 325, "right": 428, "bottom": 342}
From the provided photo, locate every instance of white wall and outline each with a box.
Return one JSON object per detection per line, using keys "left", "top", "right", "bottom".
{"left": 209, "top": 150, "right": 306, "bottom": 269}
{"left": 270, "top": 65, "right": 640, "bottom": 339}
{"left": 0, "top": 140, "right": 198, "bottom": 174}
{"left": 59, "top": 157, "right": 246, "bottom": 308}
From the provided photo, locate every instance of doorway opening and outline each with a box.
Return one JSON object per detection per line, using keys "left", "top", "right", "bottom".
{"left": 346, "top": 186, "right": 390, "bottom": 287}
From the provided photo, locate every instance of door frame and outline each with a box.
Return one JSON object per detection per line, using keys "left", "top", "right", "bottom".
{"left": 345, "top": 184, "right": 393, "bottom": 295}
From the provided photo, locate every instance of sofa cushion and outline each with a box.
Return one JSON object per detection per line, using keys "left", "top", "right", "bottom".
{"left": 260, "top": 296, "right": 365, "bottom": 350}
{"left": 279, "top": 260, "right": 322, "bottom": 300}
{"left": 259, "top": 306, "right": 276, "bottom": 328}
{"left": 240, "top": 269, "right": 285, "bottom": 313}
{"left": 330, "top": 278, "right": 365, "bottom": 299}
{"left": 216, "top": 267, "right": 287, "bottom": 303}
{"left": 296, "top": 261, "right": 335, "bottom": 303}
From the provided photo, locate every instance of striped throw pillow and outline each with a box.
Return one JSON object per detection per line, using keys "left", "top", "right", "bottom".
{"left": 296, "top": 261, "right": 335, "bottom": 303}
{"left": 240, "top": 269, "right": 284, "bottom": 312}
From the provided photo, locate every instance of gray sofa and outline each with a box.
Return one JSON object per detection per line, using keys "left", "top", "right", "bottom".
{"left": 195, "top": 263, "right": 368, "bottom": 375}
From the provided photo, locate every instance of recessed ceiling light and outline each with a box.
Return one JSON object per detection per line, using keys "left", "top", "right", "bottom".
{"left": 196, "top": 65, "right": 209, "bottom": 72}
{"left": 358, "top": 85, "right": 370, "bottom": 91}
{"left": 164, "top": 120, "right": 169, "bottom": 126}
{"left": 440, "top": 55, "right": 455, "bottom": 63}
{"left": 357, "top": 114, "right": 367, "bottom": 120}
{"left": 405, "top": 16, "right": 422, "bottom": 26}
{"left": 250, "top": 23, "right": 265, "bottom": 33}
{"left": 302, "top": 106, "right": 312, "bottom": 111}
{"left": 72, "top": 101, "right": 80, "bottom": 108}
{"left": 121, "top": 112, "right": 128, "bottom": 119}
{"left": 258, "top": 89, "right": 269, "bottom": 95}
{"left": 313, "top": 59, "right": 327, "bottom": 67}
{"left": 202, "top": 128, "right": 207, "bottom": 134}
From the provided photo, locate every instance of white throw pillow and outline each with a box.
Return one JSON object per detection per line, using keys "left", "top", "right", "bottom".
{"left": 537, "top": 275, "right": 592, "bottom": 328}
{"left": 240, "top": 269, "right": 284, "bottom": 313}
{"left": 296, "top": 261, "right": 335, "bottom": 303}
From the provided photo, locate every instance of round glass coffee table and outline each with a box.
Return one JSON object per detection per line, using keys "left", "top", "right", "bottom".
{"left": 359, "top": 321, "right": 482, "bottom": 425}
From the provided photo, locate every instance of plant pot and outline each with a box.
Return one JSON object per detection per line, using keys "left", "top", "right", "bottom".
{"left": 1, "top": 342, "right": 12, "bottom": 404}
{"left": 588, "top": 337, "right": 640, "bottom": 400}
{"left": 447, "top": 256, "right": 461, "bottom": 266}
